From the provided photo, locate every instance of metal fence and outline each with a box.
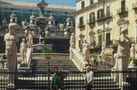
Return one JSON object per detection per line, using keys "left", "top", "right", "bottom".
{"left": 0, "top": 70, "right": 137, "bottom": 90}
{"left": 92, "top": 70, "right": 137, "bottom": 90}
{"left": 0, "top": 70, "right": 86, "bottom": 90}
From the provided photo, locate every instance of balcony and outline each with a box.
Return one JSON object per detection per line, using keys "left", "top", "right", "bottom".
{"left": 96, "top": 15, "right": 105, "bottom": 22}
{"left": 78, "top": 23, "right": 85, "bottom": 30}
{"left": 88, "top": 19, "right": 96, "bottom": 28}
{"left": 105, "top": 13, "right": 113, "bottom": 19}
{"left": 117, "top": 7, "right": 128, "bottom": 15}
{"left": 132, "top": 3, "right": 137, "bottom": 10}
{"left": 96, "top": 13, "right": 113, "bottom": 22}
{"left": 88, "top": 19, "right": 96, "bottom": 24}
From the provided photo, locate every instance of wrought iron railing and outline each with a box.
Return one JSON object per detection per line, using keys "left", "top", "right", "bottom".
{"left": 0, "top": 70, "right": 137, "bottom": 90}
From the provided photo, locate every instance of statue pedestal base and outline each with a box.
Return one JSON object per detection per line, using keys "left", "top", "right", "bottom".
{"left": 128, "top": 60, "right": 137, "bottom": 70}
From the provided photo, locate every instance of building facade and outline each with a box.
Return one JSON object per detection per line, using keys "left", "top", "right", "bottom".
{"left": 75, "top": 0, "right": 137, "bottom": 52}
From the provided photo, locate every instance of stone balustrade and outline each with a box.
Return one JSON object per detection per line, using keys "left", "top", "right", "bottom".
{"left": 70, "top": 47, "right": 86, "bottom": 71}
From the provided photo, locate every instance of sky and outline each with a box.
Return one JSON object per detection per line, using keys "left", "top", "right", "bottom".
{"left": 13, "top": 0, "right": 76, "bottom": 6}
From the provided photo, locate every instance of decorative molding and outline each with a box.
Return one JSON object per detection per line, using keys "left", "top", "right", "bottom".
{"left": 89, "top": 31, "right": 95, "bottom": 36}
{"left": 132, "top": 2, "right": 137, "bottom": 9}
{"left": 117, "top": 7, "right": 128, "bottom": 15}
{"left": 77, "top": 0, "right": 116, "bottom": 15}
{"left": 97, "top": 29, "right": 103, "bottom": 34}
{"left": 117, "top": 18, "right": 129, "bottom": 26}
{"left": 79, "top": 34, "right": 85, "bottom": 38}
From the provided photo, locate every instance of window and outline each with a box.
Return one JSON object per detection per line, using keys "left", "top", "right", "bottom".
{"left": 81, "top": 1, "right": 85, "bottom": 9}
{"left": 79, "top": 16, "right": 84, "bottom": 26}
{"left": 98, "top": 35, "right": 102, "bottom": 45}
{"left": 106, "top": 6, "right": 110, "bottom": 16}
{"left": 97, "top": 9, "right": 104, "bottom": 19}
{"left": 106, "top": 33, "right": 111, "bottom": 46}
{"left": 89, "top": 12, "right": 95, "bottom": 23}
{"left": 121, "top": 0, "right": 126, "bottom": 11}
{"left": 90, "top": 0, "right": 94, "bottom": 4}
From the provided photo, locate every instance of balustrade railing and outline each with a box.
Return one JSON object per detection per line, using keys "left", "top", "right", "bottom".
{"left": 70, "top": 48, "right": 86, "bottom": 71}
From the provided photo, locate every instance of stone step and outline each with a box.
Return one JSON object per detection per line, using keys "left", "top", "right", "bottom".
{"left": 91, "top": 88, "right": 120, "bottom": 90}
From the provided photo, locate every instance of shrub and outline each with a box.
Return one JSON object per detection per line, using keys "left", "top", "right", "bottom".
{"left": 42, "top": 44, "right": 53, "bottom": 53}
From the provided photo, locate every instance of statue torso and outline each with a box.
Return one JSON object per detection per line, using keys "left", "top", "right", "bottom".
{"left": 117, "top": 36, "right": 131, "bottom": 57}
{"left": 4, "top": 33, "right": 17, "bottom": 50}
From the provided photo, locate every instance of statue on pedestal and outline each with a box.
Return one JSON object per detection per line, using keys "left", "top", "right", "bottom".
{"left": 116, "top": 26, "right": 131, "bottom": 86}
{"left": 37, "top": 0, "right": 48, "bottom": 16}
{"left": 83, "top": 41, "right": 90, "bottom": 63}
{"left": 20, "top": 38, "right": 27, "bottom": 64}
{"left": 26, "top": 31, "right": 34, "bottom": 47}
{"left": 69, "top": 33, "right": 75, "bottom": 59}
{"left": 4, "top": 22, "right": 18, "bottom": 86}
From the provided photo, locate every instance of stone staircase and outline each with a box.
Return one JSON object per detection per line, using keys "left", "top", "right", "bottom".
{"left": 30, "top": 53, "right": 78, "bottom": 72}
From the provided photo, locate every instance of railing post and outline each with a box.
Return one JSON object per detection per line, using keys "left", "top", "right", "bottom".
{"left": 47, "top": 61, "right": 50, "bottom": 90}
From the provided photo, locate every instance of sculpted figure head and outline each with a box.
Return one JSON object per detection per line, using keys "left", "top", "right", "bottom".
{"left": 22, "top": 38, "right": 26, "bottom": 43}
{"left": 8, "top": 23, "right": 18, "bottom": 35}
{"left": 121, "top": 26, "right": 128, "bottom": 36}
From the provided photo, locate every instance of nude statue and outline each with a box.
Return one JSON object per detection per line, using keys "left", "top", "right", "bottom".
{"left": 4, "top": 22, "right": 18, "bottom": 85}
{"left": 26, "top": 31, "right": 34, "bottom": 47}
{"left": 20, "top": 38, "right": 27, "bottom": 64}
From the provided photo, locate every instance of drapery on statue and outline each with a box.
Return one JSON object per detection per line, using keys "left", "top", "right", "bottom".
{"left": 4, "top": 22, "right": 18, "bottom": 86}
{"left": 26, "top": 31, "right": 34, "bottom": 47}
{"left": 20, "top": 38, "right": 27, "bottom": 64}
{"left": 130, "top": 44, "right": 136, "bottom": 59}
{"left": 116, "top": 26, "right": 131, "bottom": 86}
{"left": 128, "top": 44, "right": 137, "bottom": 68}
{"left": 83, "top": 40, "right": 90, "bottom": 63}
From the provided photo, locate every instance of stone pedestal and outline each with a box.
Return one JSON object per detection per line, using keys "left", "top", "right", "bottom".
{"left": 117, "top": 56, "right": 129, "bottom": 87}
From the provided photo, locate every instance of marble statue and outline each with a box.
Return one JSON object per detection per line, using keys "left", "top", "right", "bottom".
{"left": 83, "top": 41, "right": 90, "bottom": 63}
{"left": 20, "top": 38, "right": 27, "bottom": 64}
{"left": 4, "top": 22, "right": 18, "bottom": 85}
{"left": 130, "top": 44, "right": 136, "bottom": 59}
{"left": 37, "top": 0, "right": 48, "bottom": 16}
{"left": 39, "top": 29, "right": 45, "bottom": 44}
{"left": 26, "top": 31, "right": 34, "bottom": 47}
{"left": 70, "top": 33, "right": 75, "bottom": 48}
{"left": 128, "top": 44, "right": 137, "bottom": 68}
{"left": 116, "top": 26, "right": 131, "bottom": 86}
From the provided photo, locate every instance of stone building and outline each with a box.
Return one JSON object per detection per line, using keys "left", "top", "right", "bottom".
{"left": 70, "top": 0, "right": 137, "bottom": 70}
{"left": 75, "top": 0, "right": 137, "bottom": 52}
